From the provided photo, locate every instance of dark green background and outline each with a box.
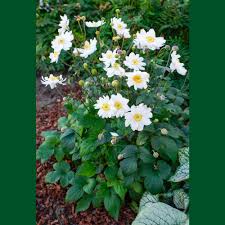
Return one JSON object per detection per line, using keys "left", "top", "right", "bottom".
{"left": 0, "top": 0, "right": 224, "bottom": 224}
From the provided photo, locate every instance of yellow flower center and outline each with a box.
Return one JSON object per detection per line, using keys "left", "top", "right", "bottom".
{"left": 117, "top": 24, "right": 123, "bottom": 30}
{"left": 146, "top": 36, "right": 155, "bottom": 43}
{"left": 58, "top": 38, "right": 65, "bottom": 45}
{"left": 113, "top": 63, "right": 120, "bottom": 69}
{"left": 53, "top": 52, "right": 59, "bottom": 57}
{"left": 132, "top": 74, "right": 142, "bottom": 84}
{"left": 133, "top": 113, "right": 143, "bottom": 122}
{"left": 106, "top": 53, "right": 113, "bottom": 59}
{"left": 49, "top": 75, "right": 59, "bottom": 81}
{"left": 132, "top": 59, "right": 139, "bottom": 65}
{"left": 84, "top": 41, "right": 91, "bottom": 50}
{"left": 101, "top": 103, "right": 110, "bottom": 111}
{"left": 114, "top": 101, "right": 122, "bottom": 110}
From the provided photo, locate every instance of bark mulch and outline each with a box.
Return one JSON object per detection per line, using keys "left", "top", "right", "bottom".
{"left": 36, "top": 85, "right": 136, "bottom": 225}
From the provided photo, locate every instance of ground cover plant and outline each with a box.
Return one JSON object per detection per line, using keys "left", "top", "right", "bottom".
{"left": 36, "top": 2, "right": 189, "bottom": 224}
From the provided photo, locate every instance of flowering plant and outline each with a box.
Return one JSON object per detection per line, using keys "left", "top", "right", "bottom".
{"left": 37, "top": 10, "right": 189, "bottom": 220}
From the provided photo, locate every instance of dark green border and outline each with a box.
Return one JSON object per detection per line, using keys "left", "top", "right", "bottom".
{"left": 0, "top": 1, "right": 36, "bottom": 224}
{"left": 191, "top": 0, "right": 225, "bottom": 224}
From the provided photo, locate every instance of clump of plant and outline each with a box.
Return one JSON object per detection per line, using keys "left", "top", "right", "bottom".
{"left": 37, "top": 9, "right": 189, "bottom": 220}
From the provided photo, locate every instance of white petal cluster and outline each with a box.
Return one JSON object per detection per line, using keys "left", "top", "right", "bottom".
{"left": 76, "top": 38, "right": 97, "bottom": 58}
{"left": 104, "top": 62, "right": 125, "bottom": 77}
{"left": 95, "top": 94, "right": 129, "bottom": 118}
{"left": 125, "top": 104, "right": 153, "bottom": 131}
{"left": 126, "top": 71, "right": 150, "bottom": 90}
{"left": 41, "top": 74, "right": 66, "bottom": 89}
{"left": 134, "top": 29, "right": 166, "bottom": 50}
{"left": 111, "top": 17, "right": 131, "bottom": 39}
{"left": 99, "top": 49, "right": 118, "bottom": 67}
{"left": 85, "top": 20, "right": 105, "bottom": 28}
{"left": 49, "top": 15, "right": 74, "bottom": 63}
{"left": 124, "top": 52, "right": 146, "bottom": 71}
{"left": 170, "top": 51, "right": 187, "bottom": 76}
{"left": 58, "top": 14, "right": 69, "bottom": 34}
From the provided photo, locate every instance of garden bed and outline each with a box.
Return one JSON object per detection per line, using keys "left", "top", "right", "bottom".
{"left": 36, "top": 83, "right": 135, "bottom": 225}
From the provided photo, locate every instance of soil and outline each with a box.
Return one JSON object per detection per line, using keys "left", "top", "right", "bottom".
{"left": 36, "top": 79, "right": 136, "bottom": 225}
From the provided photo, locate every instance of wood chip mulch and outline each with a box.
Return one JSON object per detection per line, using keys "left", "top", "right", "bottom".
{"left": 36, "top": 86, "right": 136, "bottom": 225}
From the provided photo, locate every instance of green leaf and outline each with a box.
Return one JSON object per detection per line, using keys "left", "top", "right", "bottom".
{"left": 144, "top": 171, "right": 164, "bottom": 194}
{"left": 80, "top": 137, "right": 97, "bottom": 156}
{"left": 76, "top": 195, "right": 93, "bottom": 213}
{"left": 120, "top": 145, "right": 138, "bottom": 158}
{"left": 53, "top": 161, "right": 70, "bottom": 175}
{"left": 45, "top": 171, "right": 60, "bottom": 183}
{"left": 108, "top": 180, "right": 127, "bottom": 200}
{"left": 58, "top": 117, "right": 68, "bottom": 129}
{"left": 120, "top": 157, "right": 137, "bottom": 176}
{"left": 104, "top": 166, "right": 118, "bottom": 180}
{"left": 60, "top": 128, "right": 75, "bottom": 150}
{"left": 54, "top": 146, "right": 65, "bottom": 161}
{"left": 139, "top": 147, "right": 154, "bottom": 164}
{"left": 136, "top": 132, "right": 149, "bottom": 146}
{"left": 77, "top": 162, "right": 96, "bottom": 177}
{"left": 36, "top": 145, "right": 54, "bottom": 163}
{"left": 104, "top": 190, "right": 121, "bottom": 220}
{"left": 132, "top": 182, "right": 143, "bottom": 194}
{"left": 151, "top": 136, "right": 178, "bottom": 163}
{"left": 157, "top": 160, "right": 171, "bottom": 180}
{"left": 65, "top": 185, "right": 84, "bottom": 202}
{"left": 60, "top": 171, "right": 74, "bottom": 187}
{"left": 83, "top": 178, "right": 96, "bottom": 194}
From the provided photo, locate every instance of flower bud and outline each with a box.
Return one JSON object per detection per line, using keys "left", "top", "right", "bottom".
{"left": 172, "top": 45, "right": 179, "bottom": 51}
{"left": 63, "top": 97, "right": 67, "bottom": 101}
{"left": 95, "top": 30, "right": 100, "bottom": 36}
{"left": 98, "top": 132, "right": 104, "bottom": 140}
{"left": 91, "top": 68, "right": 97, "bottom": 76}
{"left": 164, "top": 118, "right": 169, "bottom": 121}
{"left": 81, "top": 16, "right": 86, "bottom": 21}
{"left": 115, "top": 9, "right": 120, "bottom": 14}
{"left": 131, "top": 45, "right": 136, "bottom": 51}
{"left": 78, "top": 80, "right": 84, "bottom": 86}
{"left": 61, "top": 127, "right": 66, "bottom": 132}
{"left": 165, "top": 45, "right": 171, "bottom": 50}
{"left": 117, "top": 154, "right": 124, "bottom": 160}
{"left": 122, "top": 50, "right": 126, "bottom": 55}
{"left": 153, "top": 151, "right": 159, "bottom": 158}
{"left": 112, "top": 80, "right": 119, "bottom": 87}
{"left": 111, "top": 137, "right": 117, "bottom": 145}
{"left": 83, "top": 63, "right": 88, "bottom": 70}
{"left": 116, "top": 49, "right": 123, "bottom": 55}
{"left": 112, "top": 36, "right": 120, "bottom": 41}
{"left": 101, "top": 77, "right": 106, "bottom": 82}
{"left": 161, "top": 128, "right": 168, "bottom": 135}
{"left": 84, "top": 81, "right": 90, "bottom": 87}
{"left": 154, "top": 118, "right": 159, "bottom": 123}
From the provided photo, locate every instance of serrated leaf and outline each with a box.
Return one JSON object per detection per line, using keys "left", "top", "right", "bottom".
{"left": 157, "top": 160, "right": 171, "bottom": 180}
{"left": 45, "top": 171, "right": 60, "bottom": 183}
{"left": 83, "top": 178, "right": 96, "bottom": 194}
{"left": 65, "top": 185, "right": 84, "bottom": 202}
{"left": 53, "top": 161, "right": 70, "bottom": 174}
{"left": 58, "top": 117, "right": 68, "bottom": 129}
{"left": 54, "top": 146, "right": 65, "bottom": 161}
{"left": 136, "top": 132, "right": 149, "bottom": 146}
{"left": 76, "top": 195, "right": 93, "bottom": 213}
{"left": 109, "top": 180, "right": 127, "bottom": 200}
{"left": 104, "top": 190, "right": 121, "bottom": 220}
{"left": 36, "top": 145, "right": 54, "bottom": 163}
{"left": 120, "top": 157, "right": 137, "bottom": 175}
{"left": 60, "top": 128, "right": 75, "bottom": 151}
{"left": 139, "top": 147, "right": 154, "bottom": 163}
{"left": 77, "top": 161, "right": 96, "bottom": 177}
{"left": 60, "top": 171, "right": 74, "bottom": 187}
{"left": 120, "top": 145, "right": 138, "bottom": 158}
{"left": 80, "top": 137, "right": 97, "bottom": 156}
{"left": 173, "top": 189, "right": 189, "bottom": 210}
{"left": 151, "top": 136, "right": 178, "bottom": 163}
{"left": 104, "top": 166, "right": 118, "bottom": 180}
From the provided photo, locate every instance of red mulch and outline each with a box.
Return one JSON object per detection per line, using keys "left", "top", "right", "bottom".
{"left": 36, "top": 86, "right": 136, "bottom": 225}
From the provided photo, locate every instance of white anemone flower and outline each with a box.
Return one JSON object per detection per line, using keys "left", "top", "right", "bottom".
{"left": 99, "top": 49, "right": 118, "bottom": 67}
{"left": 111, "top": 93, "right": 130, "bottom": 118}
{"left": 170, "top": 51, "right": 187, "bottom": 76}
{"left": 58, "top": 14, "right": 69, "bottom": 34}
{"left": 105, "top": 62, "right": 125, "bottom": 77}
{"left": 77, "top": 38, "right": 97, "bottom": 58}
{"left": 126, "top": 71, "right": 150, "bottom": 90}
{"left": 94, "top": 96, "right": 114, "bottom": 118}
{"left": 123, "top": 52, "right": 146, "bottom": 70}
{"left": 51, "top": 31, "right": 74, "bottom": 52}
{"left": 111, "top": 17, "right": 131, "bottom": 38}
{"left": 85, "top": 20, "right": 105, "bottom": 28}
{"left": 125, "top": 104, "right": 153, "bottom": 131}
{"left": 49, "top": 51, "right": 60, "bottom": 63}
{"left": 134, "top": 29, "right": 166, "bottom": 50}
{"left": 41, "top": 74, "right": 66, "bottom": 89}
